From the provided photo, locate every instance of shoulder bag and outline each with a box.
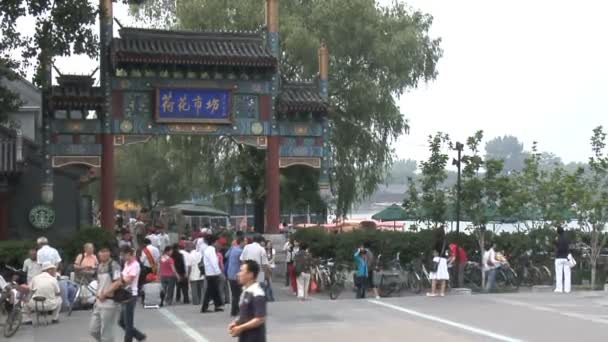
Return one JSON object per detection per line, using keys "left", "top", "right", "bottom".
{"left": 108, "top": 262, "right": 132, "bottom": 303}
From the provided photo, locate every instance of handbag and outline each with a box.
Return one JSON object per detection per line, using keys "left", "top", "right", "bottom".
{"left": 108, "top": 261, "right": 132, "bottom": 303}
{"left": 567, "top": 254, "right": 577, "bottom": 268}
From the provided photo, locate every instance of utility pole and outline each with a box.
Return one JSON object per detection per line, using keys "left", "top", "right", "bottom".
{"left": 452, "top": 142, "right": 464, "bottom": 288}
{"left": 453, "top": 142, "right": 464, "bottom": 234}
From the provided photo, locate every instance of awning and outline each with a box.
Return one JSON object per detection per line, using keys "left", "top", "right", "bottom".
{"left": 169, "top": 202, "right": 229, "bottom": 217}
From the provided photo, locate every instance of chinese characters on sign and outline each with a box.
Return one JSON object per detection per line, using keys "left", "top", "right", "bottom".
{"left": 156, "top": 88, "right": 231, "bottom": 123}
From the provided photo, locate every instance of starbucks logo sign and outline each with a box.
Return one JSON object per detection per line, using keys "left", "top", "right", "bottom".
{"left": 29, "top": 205, "right": 55, "bottom": 230}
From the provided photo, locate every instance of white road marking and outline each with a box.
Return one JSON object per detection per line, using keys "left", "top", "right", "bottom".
{"left": 368, "top": 300, "right": 524, "bottom": 342}
{"left": 158, "top": 308, "right": 211, "bottom": 342}
{"left": 489, "top": 297, "right": 608, "bottom": 325}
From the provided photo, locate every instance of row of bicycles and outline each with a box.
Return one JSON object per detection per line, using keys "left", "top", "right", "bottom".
{"left": 307, "top": 251, "right": 558, "bottom": 299}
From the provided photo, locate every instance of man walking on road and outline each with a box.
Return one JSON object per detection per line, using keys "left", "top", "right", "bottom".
{"left": 188, "top": 242, "right": 204, "bottom": 306}
{"left": 90, "top": 247, "right": 122, "bottom": 342}
{"left": 226, "top": 237, "right": 245, "bottom": 316}
{"left": 228, "top": 260, "right": 267, "bottom": 342}
{"left": 240, "top": 235, "right": 270, "bottom": 288}
{"left": 201, "top": 235, "right": 224, "bottom": 313}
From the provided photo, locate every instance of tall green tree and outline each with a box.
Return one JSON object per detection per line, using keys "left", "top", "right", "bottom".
{"left": 567, "top": 126, "right": 608, "bottom": 287}
{"left": 0, "top": 0, "right": 98, "bottom": 121}
{"left": 132, "top": 0, "right": 442, "bottom": 218}
{"left": 418, "top": 132, "right": 450, "bottom": 228}
{"left": 460, "top": 131, "right": 508, "bottom": 286}
{"left": 484, "top": 135, "right": 529, "bottom": 174}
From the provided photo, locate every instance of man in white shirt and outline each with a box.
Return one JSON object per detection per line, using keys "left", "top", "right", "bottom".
{"left": 158, "top": 228, "right": 171, "bottom": 253}
{"left": 240, "top": 235, "right": 270, "bottom": 283}
{"left": 195, "top": 231, "right": 209, "bottom": 254}
{"left": 139, "top": 238, "right": 160, "bottom": 292}
{"left": 145, "top": 229, "right": 160, "bottom": 250}
{"left": 483, "top": 242, "right": 498, "bottom": 292}
{"left": 36, "top": 237, "right": 62, "bottom": 269}
{"left": 25, "top": 262, "right": 62, "bottom": 323}
{"left": 188, "top": 243, "right": 204, "bottom": 306}
{"left": 201, "top": 235, "right": 223, "bottom": 313}
{"left": 23, "top": 248, "right": 42, "bottom": 284}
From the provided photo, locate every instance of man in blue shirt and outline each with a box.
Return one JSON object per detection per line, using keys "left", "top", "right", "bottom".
{"left": 226, "top": 237, "right": 245, "bottom": 316}
{"left": 354, "top": 245, "right": 369, "bottom": 299}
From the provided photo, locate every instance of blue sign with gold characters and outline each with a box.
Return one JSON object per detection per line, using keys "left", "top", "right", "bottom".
{"left": 155, "top": 88, "right": 232, "bottom": 123}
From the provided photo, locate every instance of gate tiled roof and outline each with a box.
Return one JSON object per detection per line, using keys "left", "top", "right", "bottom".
{"left": 112, "top": 27, "right": 277, "bottom": 68}
{"left": 278, "top": 80, "right": 328, "bottom": 113}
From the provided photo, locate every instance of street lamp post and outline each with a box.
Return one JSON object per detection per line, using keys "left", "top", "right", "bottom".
{"left": 452, "top": 141, "right": 464, "bottom": 288}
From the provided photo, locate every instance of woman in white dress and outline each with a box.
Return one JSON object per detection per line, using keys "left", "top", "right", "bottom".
{"left": 428, "top": 226, "right": 449, "bottom": 297}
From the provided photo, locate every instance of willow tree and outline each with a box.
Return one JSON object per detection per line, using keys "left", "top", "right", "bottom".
{"left": 131, "top": 0, "right": 442, "bottom": 217}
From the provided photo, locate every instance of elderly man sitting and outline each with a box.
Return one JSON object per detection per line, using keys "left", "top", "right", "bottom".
{"left": 24, "top": 262, "right": 62, "bottom": 324}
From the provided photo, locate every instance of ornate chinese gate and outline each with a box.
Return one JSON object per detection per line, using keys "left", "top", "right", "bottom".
{"left": 44, "top": 0, "right": 332, "bottom": 233}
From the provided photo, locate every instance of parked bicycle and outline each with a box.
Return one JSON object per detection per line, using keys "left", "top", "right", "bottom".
{"left": 313, "top": 259, "right": 350, "bottom": 300}
{"left": 0, "top": 266, "right": 32, "bottom": 338}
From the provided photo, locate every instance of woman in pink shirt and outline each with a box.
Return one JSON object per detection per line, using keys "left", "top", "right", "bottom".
{"left": 159, "top": 246, "right": 179, "bottom": 306}
{"left": 114, "top": 246, "right": 146, "bottom": 342}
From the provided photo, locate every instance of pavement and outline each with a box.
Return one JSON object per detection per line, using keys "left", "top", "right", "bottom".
{"left": 4, "top": 284, "right": 608, "bottom": 342}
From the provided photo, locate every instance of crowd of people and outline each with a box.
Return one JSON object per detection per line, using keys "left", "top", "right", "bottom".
{"left": 0, "top": 226, "right": 273, "bottom": 342}
{"left": 0, "top": 221, "right": 578, "bottom": 342}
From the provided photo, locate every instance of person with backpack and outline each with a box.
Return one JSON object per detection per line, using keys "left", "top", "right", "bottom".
{"left": 294, "top": 242, "right": 312, "bottom": 301}
{"left": 89, "top": 247, "right": 122, "bottom": 342}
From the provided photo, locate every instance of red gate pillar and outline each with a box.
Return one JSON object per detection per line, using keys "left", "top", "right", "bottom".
{"left": 266, "top": 136, "right": 280, "bottom": 234}
{"left": 100, "top": 135, "right": 115, "bottom": 230}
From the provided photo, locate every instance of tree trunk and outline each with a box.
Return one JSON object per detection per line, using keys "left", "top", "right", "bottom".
{"left": 253, "top": 197, "right": 265, "bottom": 234}
{"left": 591, "top": 259, "right": 597, "bottom": 289}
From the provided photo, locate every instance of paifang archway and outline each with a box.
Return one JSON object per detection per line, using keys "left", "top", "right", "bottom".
{"left": 44, "top": 0, "right": 332, "bottom": 233}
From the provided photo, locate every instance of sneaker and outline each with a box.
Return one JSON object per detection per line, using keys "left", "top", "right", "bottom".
{"left": 554, "top": 289, "right": 563, "bottom": 293}
{"left": 375, "top": 296, "right": 381, "bottom": 299}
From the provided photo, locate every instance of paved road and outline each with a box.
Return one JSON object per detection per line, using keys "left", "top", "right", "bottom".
{"left": 5, "top": 288, "right": 608, "bottom": 342}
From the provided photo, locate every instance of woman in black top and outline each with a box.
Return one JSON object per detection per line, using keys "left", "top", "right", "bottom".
{"left": 172, "top": 244, "right": 190, "bottom": 303}
{"left": 554, "top": 226, "right": 571, "bottom": 293}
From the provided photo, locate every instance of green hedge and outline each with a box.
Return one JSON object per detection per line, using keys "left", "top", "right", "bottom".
{"left": 60, "top": 227, "right": 118, "bottom": 263}
{"left": 292, "top": 227, "right": 574, "bottom": 267}
{"left": 0, "top": 227, "right": 117, "bottom": 268}
{"left": 0, "top": 240, "right": 36, "bottom": 267}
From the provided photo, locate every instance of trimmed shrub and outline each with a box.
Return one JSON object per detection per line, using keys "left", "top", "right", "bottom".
{"left": 59, "top": 227, "right": 118, "bottom": 263}
{"left": 0, "top": 240, "right": 36, "bottom": 267}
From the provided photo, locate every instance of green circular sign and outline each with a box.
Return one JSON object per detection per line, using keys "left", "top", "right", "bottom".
{"left": 29, "top": 205, "right": 55, "bottom": 230}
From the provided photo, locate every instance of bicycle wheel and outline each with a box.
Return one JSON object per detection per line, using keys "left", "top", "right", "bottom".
{"left": 410, "top": 272, "right": 422, "bottom": 294}
{"left": 329, "top": 280, "right": 344, "bottom": 300}
{"left": 4, "top": 307, "right": 22, "bottom": 338}
{"left": 541, "top": 265, "right": 552, "bottom": 285}
{"left": 529, "top": 266, "right": 543, "bottom": 285}
{"left": 378, "top": 275, "right": 395, "bottom": 297}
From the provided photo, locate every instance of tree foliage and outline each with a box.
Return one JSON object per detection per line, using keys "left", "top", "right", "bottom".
{"left": 131, "top": 0, "right": 442, "bottom": 217}
{"left": 0, "top": 0, "right": 99, "bottom": 122}
{"left": 417, "top": 132, "right": 451, "bottom": 227}
{"left": 484, "top": 135, "right": 529, "bottom": 174}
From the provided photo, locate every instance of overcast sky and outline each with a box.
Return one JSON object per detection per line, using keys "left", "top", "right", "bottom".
{"left": 25, "top": 0, "right": 608, "bottom": 164}
{"left": 392, "top": 0, "right": 608, "bottom": 164}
